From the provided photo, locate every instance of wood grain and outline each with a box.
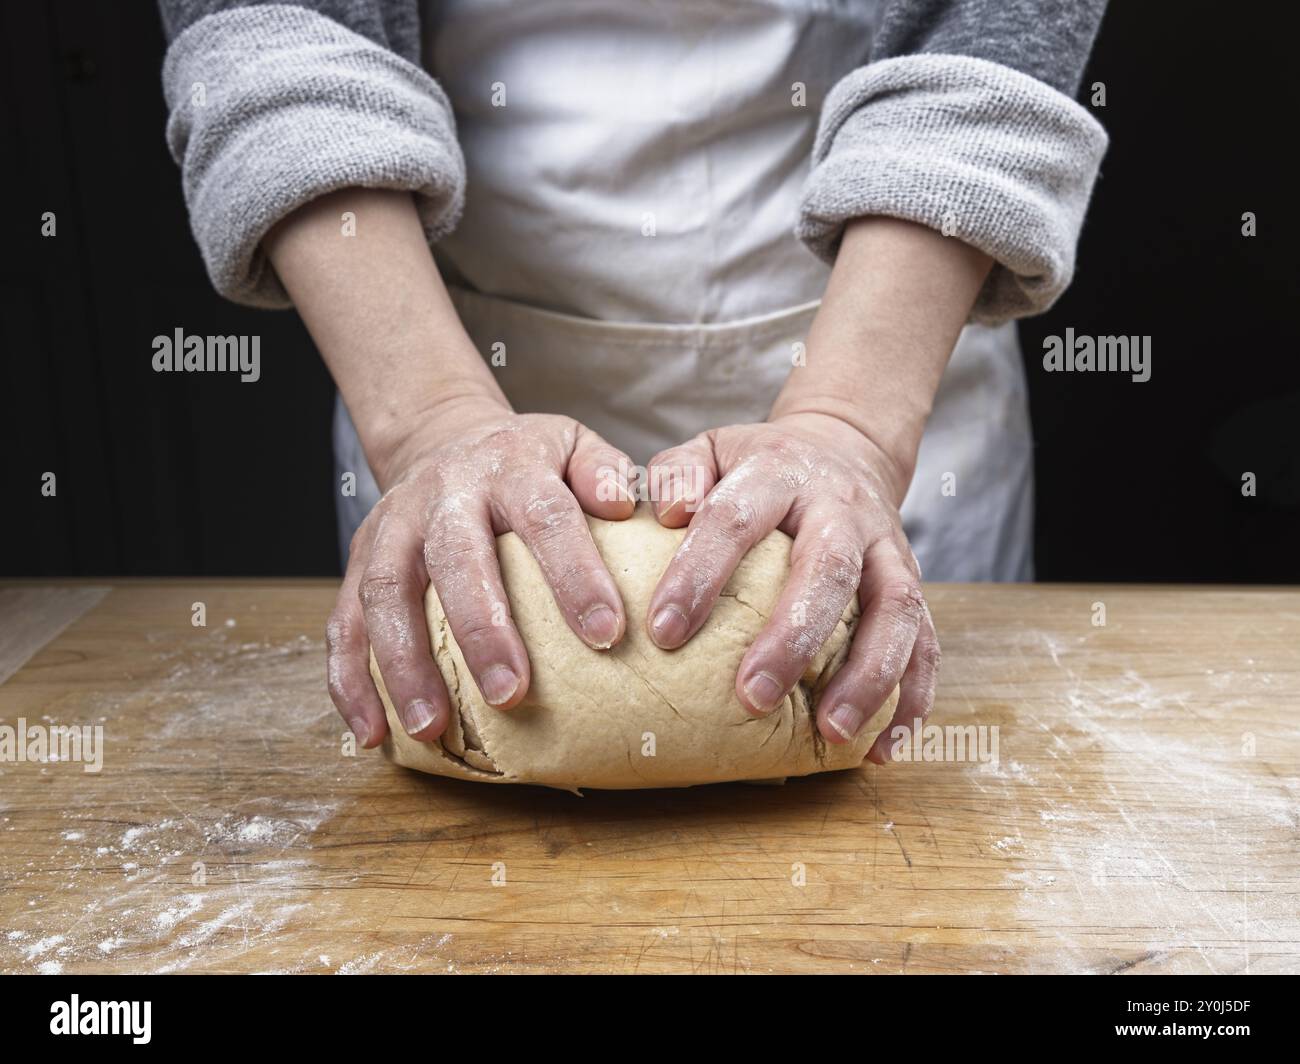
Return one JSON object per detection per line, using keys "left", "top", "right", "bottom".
{"left": 0, "top": 581, "right": 1296, "bottom": 974}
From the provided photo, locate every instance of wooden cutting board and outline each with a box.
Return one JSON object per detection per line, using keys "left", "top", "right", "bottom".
{"left": 0, "top": 580, "right": 1296, "bottom": 974}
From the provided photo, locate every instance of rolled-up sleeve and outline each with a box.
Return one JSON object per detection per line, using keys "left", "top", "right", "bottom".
{"left": 797, "top": 0, "right": 1109, "bottom": 324}
{"left": 160, "top": 1, "right": 464, "bottom": 307}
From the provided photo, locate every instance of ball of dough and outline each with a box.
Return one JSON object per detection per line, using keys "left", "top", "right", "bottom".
{"left": 373, "top": 506, "right": 895, "bottom": 791}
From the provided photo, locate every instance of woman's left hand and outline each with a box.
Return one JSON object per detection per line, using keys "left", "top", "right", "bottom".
{"left": 644, "top": 411, "right": 938, "bottom": 762}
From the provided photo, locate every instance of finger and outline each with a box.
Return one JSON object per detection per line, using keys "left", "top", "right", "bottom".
{"left": 815, "top": 540, "right": 926, "bottom": 745}
{"left": 646, "top": 436, "right": 718, "bottom": 528}
{"left": 359, "top": 510, "right": 451, "bottom": 741}
{"left": 502, "top": 474, "right": 626, "bottom": 650}
{"left": 425, "top": 493, "right": 531, "bottom": 711}
{"left": 326, "top": 523, "right": 388, "bottom": 749}
{"left": 646, "top": 459, "right": 789, "bottom": 651}
{"left": 867, "top": 603, "right": 940, "bottom": 764}
{"left": 566, "top": 425, "right": 637, "bottom": 520}
{"left": 734, "top": 515, "right": 863, "bottom": 716}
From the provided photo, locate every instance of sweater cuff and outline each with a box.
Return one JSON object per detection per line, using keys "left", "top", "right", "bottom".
{"left": 162, "top": 4, "right": 465, "bottom": 308}
{"left": 797, "top": 54, "right": 1108, "bottom": 324}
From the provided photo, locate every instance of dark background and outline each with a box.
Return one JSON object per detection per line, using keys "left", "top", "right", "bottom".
{"left": 2, "top": 1, "right": 1296, "bottom": 581}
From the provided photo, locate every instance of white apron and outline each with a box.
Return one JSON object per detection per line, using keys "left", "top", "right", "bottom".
{"left": 335, "top": 0, "right": 1034, "bottom": 581}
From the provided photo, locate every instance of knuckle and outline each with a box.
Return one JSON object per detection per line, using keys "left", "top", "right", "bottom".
{"left": 453, "top": 613, "right": 509, "bottom": 646}
{"left": 760, "top": 433, "right": 816, "bottom": 471}
{"left": 916, "top": 639, "right": 942, "bottom": 674}
{"left": 456, "top": 623, "right": 509, "bottom": 663}
{"left": 518, "top": 491, "right": 575, "bottom": 543}
{"left": 357, "top": 570, "right": 405, "bottom": 611}
{"left": 758, "top": 433, "right": 798, "bottom": 461}
{"left": 707, "top": 496, "right": 758, "bottom": 538}
{"left": 378, "top": 646, "right": 422, "bottom": 677}
{"left": 424, "top": 530, "right": 482, "bottom": 572}
{"left": 880, "top": 579, "right": 926, "bottom": 621}
{"left": 325, "top": 660, "right": 365, "bottom": 707}
{"left": 811, "top": 541, "right": 863, "bottom": 592}
{"left": 423, "top": 487, "right": 473, "bottom": 528}
{"left": 832, "top": 482, "right": 870, "bottom": 510}
{"left": 326, "top": 671, "right": 351, "bottom": 705}
{"left": 324, "top": 611, "right": 354, "bottom": 654}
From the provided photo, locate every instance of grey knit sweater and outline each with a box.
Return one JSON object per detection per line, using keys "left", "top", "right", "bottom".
{"left": 159, "top": 0, "right": 1107, "bottom": 324}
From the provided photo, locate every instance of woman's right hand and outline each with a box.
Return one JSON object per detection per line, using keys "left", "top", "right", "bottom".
{"left": 327, "top": 398, "right": 637, "bottom": 748}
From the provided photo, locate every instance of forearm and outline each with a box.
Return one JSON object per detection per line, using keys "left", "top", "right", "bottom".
{"left": 797, "top": 5, "right": 1107, "bottom": 325}
{"left": 263, "top": 188, "right": 508, "bottom": 485}
{"left": 771, "top": 216, "right": 991, "bottom": 500}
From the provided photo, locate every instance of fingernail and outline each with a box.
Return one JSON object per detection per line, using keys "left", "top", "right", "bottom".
{"left": 401, "top": 699, "right": 438, "bottom": 735}
{"left": 650, "top": 605, "right": 689, "bottom": 648}
{"left": 347, "top": 717, "right": 372, "bottom": 746}
{"left": 657, "top": 494, "right": 685, "bottom": 521}
{"left": 480, "top": 664, "right": 520, "bottom": 706}
{"left": 580, "top": 605, "right": 620, "bottom": 649}
{"left": 744, "top": 671, "right": 786, "bottom": 714}
{"left": 828, "top": 703, "right": 865, "bottom": 741}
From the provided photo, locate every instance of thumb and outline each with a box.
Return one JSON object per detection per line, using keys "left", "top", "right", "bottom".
{"left": 647, "top": 434, "right": 718, "bottom": 528}
{"left": 567, "top": 425, "right": 638, "bottom": 519}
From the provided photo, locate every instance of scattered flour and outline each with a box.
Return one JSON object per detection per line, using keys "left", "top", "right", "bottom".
{"left": 23, "top": 935, "right": 65, "bottom": 962}
{"left": 0, "top": 629, "right": 361, "bottom": 975}
{"left": 965, "top": 624, "right": 1298, "bottom": 974}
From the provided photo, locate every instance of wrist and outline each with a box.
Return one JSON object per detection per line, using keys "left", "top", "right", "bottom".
{"left": 769, "top": 407, "right": 913, "bottom": 505}
{"left": 772, "top": 381, "right": 927, "bottom": 459}
{"left": 365, "top": 391, "right": 512, "bottom": 490}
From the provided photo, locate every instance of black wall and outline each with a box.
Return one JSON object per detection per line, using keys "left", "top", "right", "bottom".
{"left": 2, "top": 1, "right": 1296, "bottom": 581}
{"left": 1018, "top": 2, "right": 1297, "bottom": 582}
{"left": 2, "top": 2, "right": 337, "bottom": 577}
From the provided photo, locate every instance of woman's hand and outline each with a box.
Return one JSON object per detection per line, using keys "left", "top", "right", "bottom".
{"left": 645, "top": 411, "right": 938, "bottom": 763}
{"left": 643, "top": 215, "right": 993, "bottom": 761}
{"left": 328, "top": 398, "right": 636, "bottom": 749}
